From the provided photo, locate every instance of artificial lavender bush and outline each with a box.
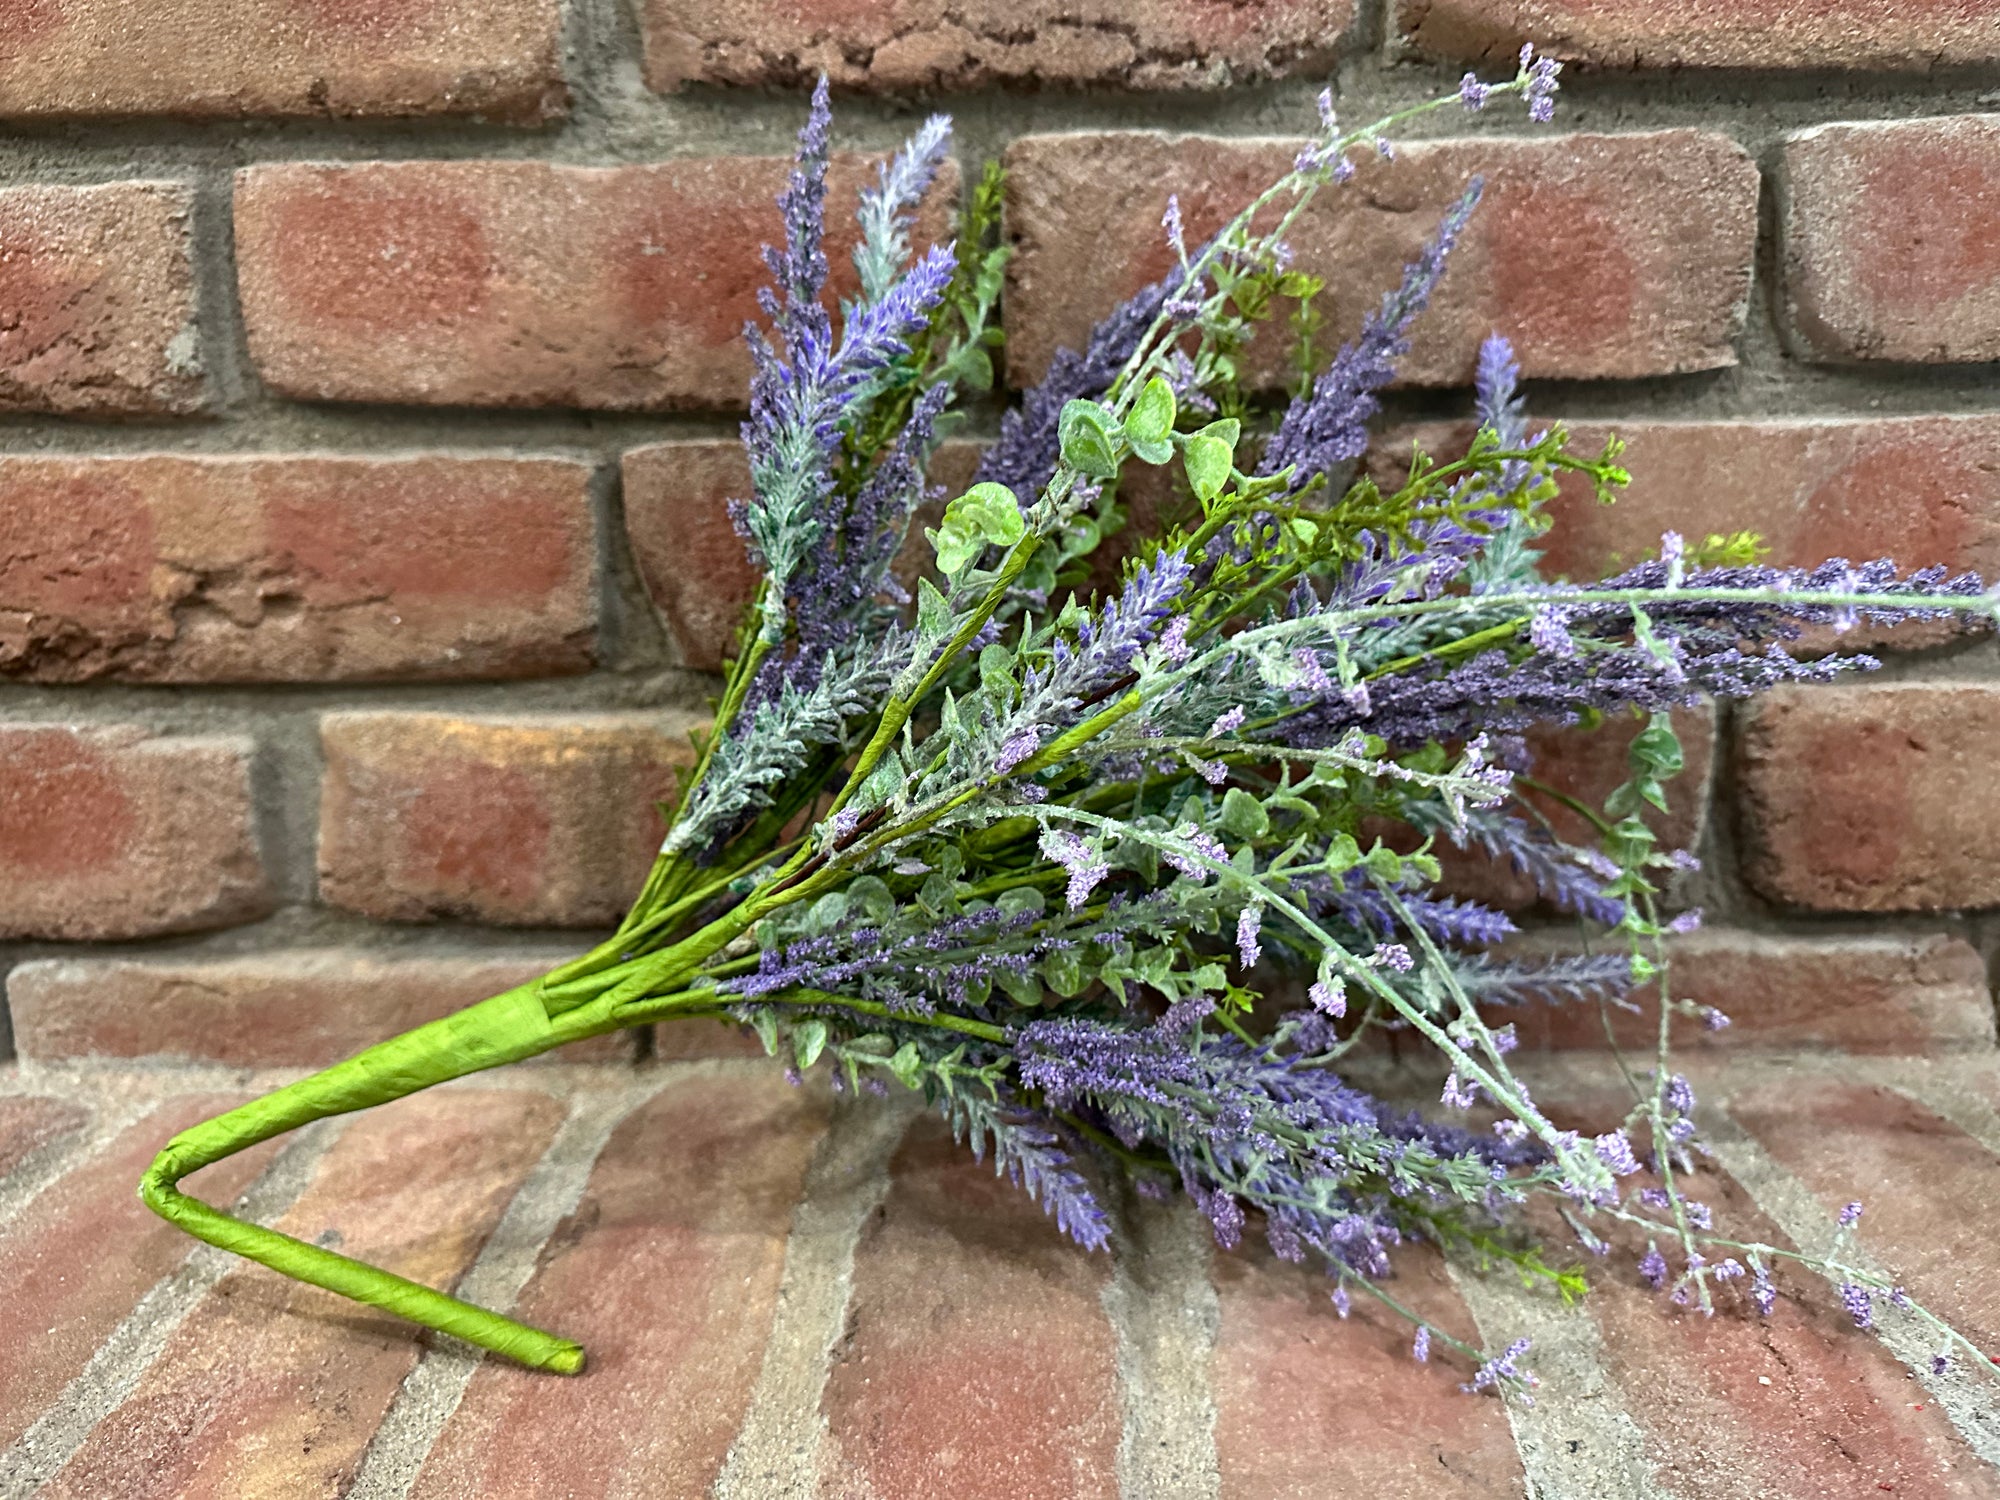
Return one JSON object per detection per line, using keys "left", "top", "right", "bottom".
{"left": 144, "top": 55, "right": 1997, "bottom": 1392}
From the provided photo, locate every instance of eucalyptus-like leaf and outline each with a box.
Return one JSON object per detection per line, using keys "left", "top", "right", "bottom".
{"left": 1059, "top": 398, "right": 1123, "bottom": 478}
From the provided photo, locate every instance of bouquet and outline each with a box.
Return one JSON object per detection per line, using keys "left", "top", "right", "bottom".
{"left": 142, "top": 54, "right": 1998, "bottom": 1393}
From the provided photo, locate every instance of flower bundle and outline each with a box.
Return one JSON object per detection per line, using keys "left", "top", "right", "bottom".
{"left": 144, "top": 55, "right": 1998, "bottom": 1391}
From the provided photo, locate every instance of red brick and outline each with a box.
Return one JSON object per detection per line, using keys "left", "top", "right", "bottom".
{"left": 1212, "top": 1243, "right": 1522, "bottom": 1496}
{"left": 0, "top": 724, "right": 269, "bottom": 941}
{"left": 1575, "top": 1152, "right": 1999, "bottom": 1499}
{"left": 0, "top": 454, "right": 595, "bottom": 683}
{"left": 817, "top": 1113, "right": 1121, "bottom": 1498}
{"left": 640, "top": 0, "right": 1353, "bottom": 93}
{"left": 650, "top": 1016, "right": 770, "bottom": 1060}
{"left": 235, "top": 157, "right": 957, "bottom": 411}
{"left": 1004, "top": 130, "right": 1756, "bottom": 390}
{"left": 0, "top": 182, "right": 203, "bottom": 416}
{"left": 1531, "top": 416, "right": 2000, "bottom": 585}
{"left": 0, "top": 1095, "right": 87, "bottom": 1182}
{"left": 0, "top": 0, "right": 564, "bottom": 121}
{"left": 410, "top": 1072, "right": 828, "bottom": 1498}
{"left": 1500, "top": 931, "right": 1995, "bottom": 1054}
{"left": 1781, "top": 117, "right": 2000, "bottom": 365}
{"left": 318, "top": 712, "right": 696, "bottom": 927}
{"left": 1737, "top": 684, "right": 2000, "bottom": 912}
{"left": 621, "top": 437, "right": 982, "bottom": 670}
{"left": 1728, "top": 1077, "right": 2000, "bottom": 1353}
{"left": 6, "top": 950, "right": 638, "bottom": 1067}
{"left": 0, "top": 1095, "right": 275, "bottom": 1451}
{"left": 1396, "top": 0, "right": 2000, "bottom": 71}
{"left": 42, "top": 1087, "right": 564, "bottom": 1500}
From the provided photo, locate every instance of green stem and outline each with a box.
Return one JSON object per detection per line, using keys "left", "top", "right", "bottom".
{"left": 139, "top": 978, "right": 634, "bottom": 1373}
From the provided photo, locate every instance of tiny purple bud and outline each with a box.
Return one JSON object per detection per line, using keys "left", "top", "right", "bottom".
{"left": 1413, "top": 1325, "right": 1432, "bottom": 1363}
{"left": 1839, "top": 1200, "right": 1864, "bottom": 1228}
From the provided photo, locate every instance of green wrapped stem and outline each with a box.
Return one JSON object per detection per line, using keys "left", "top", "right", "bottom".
{"left": 139, "top": 979, "right": 632, "bottom": 1375}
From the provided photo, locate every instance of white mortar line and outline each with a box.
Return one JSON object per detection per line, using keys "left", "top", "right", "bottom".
{"left": 0, "top": 1115, "right": 341, "bottom": 1499}
{"left": 1106, "top": 1192, "right": 1221, "bottom": 1500}
{"left": 1448, "top": 1261, "right": 1672, "bottom": 1500}
{"left": 712, "top": 1094, "right": 919, "bottom": 1500}
{"left": 1702, "top": 1103, "right": 2000, "bottom": 1468}
{"left": 344, "top": 1076, "right": 665, "bottom": 1499}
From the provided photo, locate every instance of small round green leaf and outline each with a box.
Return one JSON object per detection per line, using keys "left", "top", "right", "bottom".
{"left": 1059, "top": 399, "right": 1123, "bottom": 479}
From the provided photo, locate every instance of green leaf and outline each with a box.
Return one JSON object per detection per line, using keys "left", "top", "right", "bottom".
{"left": 845, "top": 875, "right": 896, "bottom": 924}
{"left": 793, "top": 1019, "right": 828, "bottom": 1070}
{"left": 1125, "top": 376, "right": 1177, "bottom": 464}
{"left": 1629, "top": 714, "right": 1684, "bottom": 780}
{"left": 749, "top": 1010, "right": 779, "bottom": 1056}
{"left": 888, "top": 1042, "right": 923, "bottom": 1089}
{"left": 997, "top": 885, "right": 1046, "bottom": 918}
{"left": 1182, "top": 420, "right": 1240, "bottom": 504}
{"left": 1059, "top": 399, "right": 1123, "bottom": 478}
{"left": 1219, "top": 787, "right": 1269, "bottom": 840}
{"left": 1045, "top": 946, "right": 1086, "bottom": 997}
{"left": 929, "top": 482, "right": 1026, "bottom": 574}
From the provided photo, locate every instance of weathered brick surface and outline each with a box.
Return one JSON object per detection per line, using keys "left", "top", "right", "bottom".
{"left": 235, "top": 157, "right": 956, "bottom": 411}
{"left": 1728, "top": 1077, "right": 2000, "bottom": 1353}
{"left": 0, "top": 1095, "right": 86, "bottom": 1182}
{"left": 1004, "top": 130, "right": 1757, "bottom": 389}
{"left": 0, "top": 0, "right": 564, "bottom": 121}
{"left": 1530, "top": 416, "right": 2000, "bottom": 584}
{"left": 1397, "top": 0, "right": 2000, "bottom": 71}
{"left": 0, "top": 1096, "right": 274, "bottom": 1451}
{"left": 0, "top": 455, "right": 595, "bottom": 683}
{"left": 0, "top": 724, "right": 268, "bottom": 941}
{"left": 817, "top": 1112, "right": 1121, "bottom": 1498}
{"left": 1737, "top": 684, "right": 2000, "bottom": 912}
{"left": 1781, "top": 117, "right": 2000, "bottom": 365}
{"left": 1502, "top": 931, "right": 1996, "bottom": 1054}
{"left": 5, "top": 950, "right": 636, "bottom": 1066}
{"left": 1212, "top": 1243, "right": 1523, "bottom": 1496}
{"left": 621, "top": 437, "right": 982, "bottom": 670}
{"left": 640, "top": 0, "right": 1353, "bottom": 94}
{"left": 0, "top": 182, "right": 204, "bottom": 416}
{"left": 42, "top": 1088, "right": 563, "bottom": 1500}
{"left": 410, "top": 1073, "right": 828, "bottom": 1498}
{"left": 318, "top": 713, "right": 697, "bottom": 927}
{"left": 1578, "top": 1155, "right": 2000, "bottom": 1500}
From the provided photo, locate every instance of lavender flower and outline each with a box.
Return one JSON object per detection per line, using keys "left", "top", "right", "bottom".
{"left": 1260, "top": 181, "right": 1483, "bottom": 489}
{"left": 1840, "top": 1283, "right": 1874, "bottom": 1330}
{"left": 1464, "top": 1337, "right": 1533, "bottom": 1394}
{"left": 1042, "top": 829, "right": 1111, "bottom": 909}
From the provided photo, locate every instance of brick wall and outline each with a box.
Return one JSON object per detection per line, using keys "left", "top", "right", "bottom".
{"left": 0, "top": 0, "right": 1997, "bottom": 1069}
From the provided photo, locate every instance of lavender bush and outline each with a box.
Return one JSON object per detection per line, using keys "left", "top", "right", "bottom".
{"left": 144, "top": 54, "right": 1999, "bottom": 1393}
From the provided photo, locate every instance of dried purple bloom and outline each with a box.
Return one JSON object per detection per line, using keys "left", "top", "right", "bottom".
{"left": 1639, "top": 1244, "right": 1669, "bottom": 1290}
{"left": 995, "top": 728, "right": 1041, "bottom": 775}
{"left": 1309, "top": 977, "right": 1348, "bottom": 1018}
{"left": 1331, "top": 1283, "right": 1352, "bottom": 1318}
{"left": 1208, "top": 705, "right": 1246, "bottom": 738}
{"left": 1459, "top": 72, "right": 1491, "bottom": 111}
{"left": 1464, "top": 1337, "right": 1533, "bottom": 1394}
{"left": 1160, "top": 615, "right": 1193, "bottom": 664}
{"left": 1237, "top": 903, "right": 1265, "bottom": 968}
{"left": 1667, "top": 1075, "right": 1697, "bottom": 1116}
{"left": 1593, "top": 1131, "right": 1640, "bottom": 1177}
{"left": 1751, "top": 1263, "right": 1778, "bottom": 1317}
{"left": 1161, "top": 193, "right": 1186, "bottom": 259}
{"left": 1839, "top": 1200, "right": 1864, "bottom": 1229}
{"left": 1840, "top": 1283, "right": 1874, "bottom": 1330}
{"left": 1042, "top": 828, "right": 1111, "bottom": 910}
{"left": 1529, "top": 605, "right": 1575, "bottom": 659}
{"left": 1413, "top": 1324, "right": 1432, "bottom": 1362}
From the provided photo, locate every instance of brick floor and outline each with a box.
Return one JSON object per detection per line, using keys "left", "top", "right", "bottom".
{"left": 1, "top": 1054, "right": 1998, "bottom": 1498}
